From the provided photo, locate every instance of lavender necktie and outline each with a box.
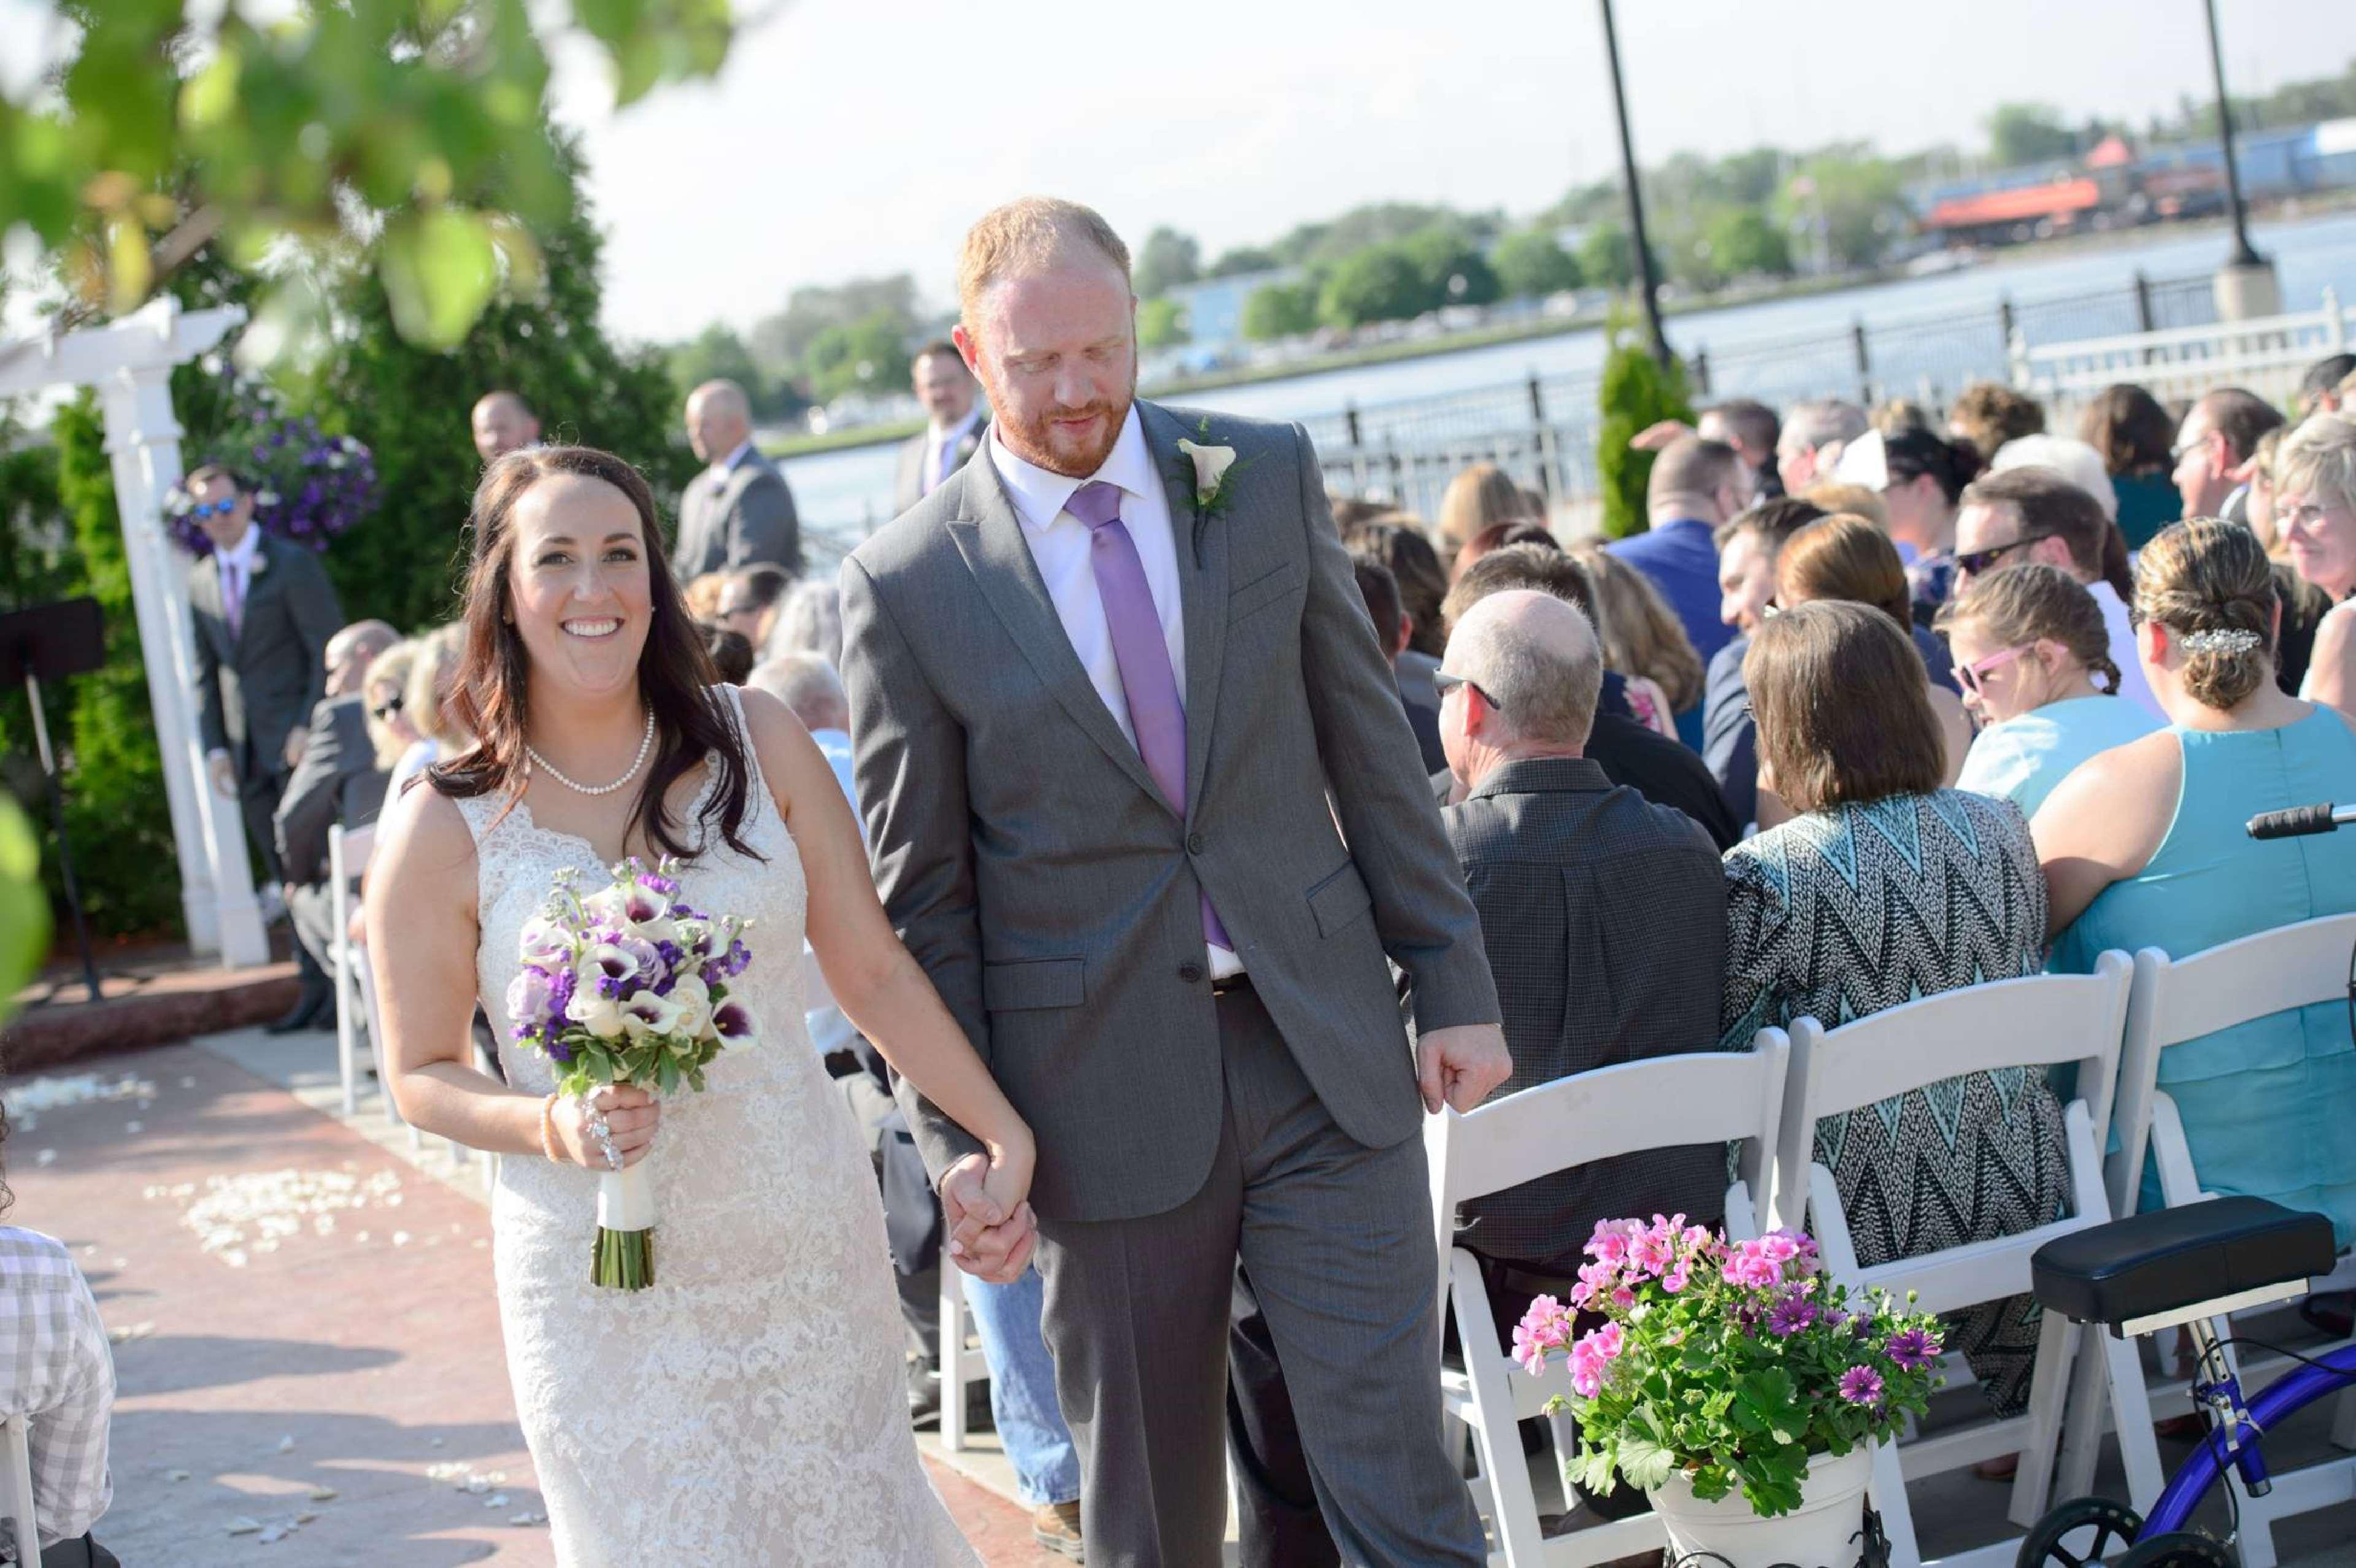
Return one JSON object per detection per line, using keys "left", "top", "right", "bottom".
{"left": 1065, "top": 480, "right": 1231, "bottom": 951}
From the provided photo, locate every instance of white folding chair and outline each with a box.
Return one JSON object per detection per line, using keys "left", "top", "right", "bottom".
{"left": 2, "top": 1412, "right": 36, "bottom": 1568}
{"left": 938, "top": 1261, "right": 991, "bottom": 1453}
{"left": 1769, "top": 952, "right": 2150, "bottom": 1568}
{"left": 1423, "top": 1040, "right": 1788, "bottom": 1567}
{"left": 2060, "top": 916, "right": 2356, "bottom": 1568}
{"left": 329, "top": 822, "right": 376, "bottom": 1118}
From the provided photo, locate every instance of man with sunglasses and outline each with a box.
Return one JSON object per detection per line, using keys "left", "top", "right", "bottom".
{"left": 185, "top": 464, "right": 345, "bottom": 897}
{"left": 270, "top": 621, "right": 398, "bottom": 1032}
{"left": 1954, "top": 466, "right": 2160, "bottom": 716}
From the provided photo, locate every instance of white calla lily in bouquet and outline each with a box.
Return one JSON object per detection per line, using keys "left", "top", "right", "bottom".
{"left": 504, "top": 855, "right": 755, "bottom": 1290}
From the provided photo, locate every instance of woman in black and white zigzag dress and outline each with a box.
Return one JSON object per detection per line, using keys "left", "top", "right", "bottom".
{"left": 1719, "top": 601, "right": 2068, "bottom": 1421}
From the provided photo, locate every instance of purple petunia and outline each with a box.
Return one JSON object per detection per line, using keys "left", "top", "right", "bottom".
{"left": 1885, "top": 1328, "right": 1941, "bottom": 1370}
{"left": 1839, "top": 1366, "right": 1885, "bottom": 1408}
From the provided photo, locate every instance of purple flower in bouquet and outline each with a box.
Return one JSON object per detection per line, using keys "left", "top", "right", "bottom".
{"left": 1839, "top": 1365, "right": 1885, "bottom": 1407}
{"left": 1885, "top": 1328, "right": 1942, "bottom": 1370}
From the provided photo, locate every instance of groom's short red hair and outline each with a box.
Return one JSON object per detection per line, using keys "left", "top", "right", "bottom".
{"left": 958, "top": 197, "right": 1132, "bottom": 326}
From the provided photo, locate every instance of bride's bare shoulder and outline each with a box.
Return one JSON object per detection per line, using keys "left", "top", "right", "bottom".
{"left": 372, "top": 772, "right": 479, "bottom": 885}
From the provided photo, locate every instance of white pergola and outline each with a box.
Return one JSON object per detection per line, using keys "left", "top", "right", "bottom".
{"left": 0, "top": 296, "right": 270, "bottom": 968}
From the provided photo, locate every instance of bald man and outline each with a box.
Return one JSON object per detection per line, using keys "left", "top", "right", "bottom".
{"left": 677, "top": 379, "right": 803, "bottom": 578}
{"left": 1609, "top": 434, "right": 1752, "bottom": 684}
{"left": 271, "top": 618, "right": 402, "bottom": 1032}
{"left": 471, "top": 390, "right": 541, "bottom": 466}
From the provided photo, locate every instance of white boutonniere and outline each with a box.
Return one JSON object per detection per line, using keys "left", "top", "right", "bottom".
{"left": 1174, "top": 418, "right": 1248, "bottom": 520}
{"left": 247, "top": 548, "right": 268, "bottom": 577}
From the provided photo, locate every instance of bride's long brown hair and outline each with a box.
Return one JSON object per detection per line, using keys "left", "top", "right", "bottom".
{"left": 428, "top": 445, "right": 761, "bottom": 861}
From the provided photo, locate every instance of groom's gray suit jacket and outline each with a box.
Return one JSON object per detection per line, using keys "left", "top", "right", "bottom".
{"left": 839, "top": 401, "right": 1500, "bottom": 1223}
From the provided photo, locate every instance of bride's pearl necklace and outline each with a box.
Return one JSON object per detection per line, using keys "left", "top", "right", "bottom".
{"left": 525, "top": 710, "right": 656, "bottom": 796}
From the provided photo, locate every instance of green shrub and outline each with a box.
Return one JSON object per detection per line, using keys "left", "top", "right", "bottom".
{"left": 1595, "top": 312, "right": 1695, "bottom": 541}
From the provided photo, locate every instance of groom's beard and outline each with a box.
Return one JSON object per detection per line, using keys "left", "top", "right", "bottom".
{"left": 1007, "top": 393, "right": 1130, "bottom": 478}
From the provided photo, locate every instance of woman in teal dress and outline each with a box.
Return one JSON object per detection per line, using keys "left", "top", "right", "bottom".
{"left": 2038, "top": 520, "right": 2356, "bottom": 1243}
{"left": 2078, "top": 384, "right": 2183, "bottom": 553}
{"left": 1941, "top": 562, "right": 2162, "bottom": 820}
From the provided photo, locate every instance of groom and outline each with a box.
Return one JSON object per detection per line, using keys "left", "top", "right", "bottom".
{"left": 840, "top": 198, "right": 1511, "bottom": 1565}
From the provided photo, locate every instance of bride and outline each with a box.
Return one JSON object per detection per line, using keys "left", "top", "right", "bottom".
{"left": 365, "top": 445, "right": 1033, "bottom": 1563}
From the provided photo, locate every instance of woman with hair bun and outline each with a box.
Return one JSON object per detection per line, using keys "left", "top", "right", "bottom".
{"left": 1938, "top": 563, "right": 2162, "bottom": 819}
{"left": 2038, "top": 519, "right": 2356, "bottom": 1241}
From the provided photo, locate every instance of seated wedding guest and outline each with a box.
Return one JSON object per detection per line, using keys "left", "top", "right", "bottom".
{"left": 768, "top": 579, "right": 844, "bottom": 669}
{"left": 1441, "top": 547, "right": 1738, "bottom": 850}
{"left": 2276, "top": 413, "right": 2356, "bottom": 723}
{"left": 2039, "top": 520, "right": 2356, "bottom": 1242}
{"left": 1353, "top": 555, "right": 1447, "bottom": 774}
{"left": 749, "top": 652, "right": 858, "bottom": 817}
{"left": 1358, "top": 519, "right": 1452, "bottom": 709}
{"left": 2250, "top": 425, "right": 2338, "bottom": 695}
{"left": 713, "top": 563, "right": 792, "bottom": 656}
{"left": 1724, "top": 600, "right": 2068, "bottom": 1421}
{"left": 1329, "top": 493, "right": 1394, "bottom": 539}
{"left": 680, "top": 571, "right": 728, "bottom": 621}
{"left": 1450, "top": 520, "right": 1556, "bottom": 585}
{"left": 698, "top": 623, "right": 755, "bottom": 686}
{"left": 1631, "top": 398, "right": 1785, "bottom": 501}
{"left": 2301, "top": 352, "right": 2356, "bottom": 418}
{"left": 1939, "top": 564, "right": 2160, "bottom": 820}
{"left": 1440, "top": 589, "right": 1728, "bottom": 1316}
{"left": 1774, "top": 515, "right": 1973, "bottom": 792}
{"left": 1776, "top": 398, "right": 1868, "bottom": 493}
{"left": 0, "top": 1096, "right": 120, "bottom": 1567}
{"left": 390, "top": 624, "right": 468, "bottom": 797}
{"left": 2174, "top": 386, "right": 2285, "bottom": 523}
{"left": 363, "top": 640, "right": 421, "bottom": 777}
{"left": 271, "top": 619, "right": 401, "bottom": 1033}
{"left": 2079, "top": 384, "right": 2184, "bottom": 550}
{"left": 1956, "top": 466, "right": 2158, "bottom": 717}
{"left": 1831, "top": 426, "right": 1979, "bottom": 622}
{"left": 2244, "top": 427, "right": 2289, "bottom": 555}
{"left": 1704, "top": 497, "right": 1827, "bottom": 828}
{"left": 1607, "top": 435, "right": 1749, "bottom": 682}
{"left": 1871, "top": 396, "right": 1931, "bottom": 436}
{"left": 1571, "top": 542, "right": 1698, "bottom": 739}
{"left": 1800, "top": 479, "right": 1887, "bottom": 531}
{"left": 1436, "top": 461, "right": 1525, "bottom": 564}
{"left": 1948, "top": 380, "right": 2046, "bottom": 464}
{"left": 1991, "top": 434, "right": 2120, "bottom": 530}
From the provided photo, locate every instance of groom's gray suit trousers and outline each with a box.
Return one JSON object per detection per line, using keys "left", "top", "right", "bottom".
{"left": 1033, "top": 982, "right": 1485, "bottom": 1568}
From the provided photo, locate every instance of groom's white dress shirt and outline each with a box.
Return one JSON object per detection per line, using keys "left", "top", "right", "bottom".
{"left": 989, "top": 407, "right": 1241, "bottom": 978}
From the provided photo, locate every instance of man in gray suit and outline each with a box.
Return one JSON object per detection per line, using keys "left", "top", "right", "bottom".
{"left": 187, "top": 464, "right": 344, "bottom": 890}
{"left": 891, "top": 340, "right": 990, "bottom": 517}
{"left": 675, "top": 380, "right": 801, "bottom": 580}
{"left": 270, "top": 620, "right": 399, "bottom": 1031}
{"left": 841, "top": 198, "right": 1511, "bottom": 1566}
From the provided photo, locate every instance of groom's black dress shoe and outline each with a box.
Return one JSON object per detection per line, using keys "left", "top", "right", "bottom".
{"left": 265, "top": 981, "right": 333, "bottom": 1034}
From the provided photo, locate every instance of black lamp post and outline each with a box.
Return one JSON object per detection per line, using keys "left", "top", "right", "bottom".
{"left": 1598, "top": 0, "right": 1670, "bottom": 366}
{"left": 2203, "top": 0, "right": 2265, "bottom": 269}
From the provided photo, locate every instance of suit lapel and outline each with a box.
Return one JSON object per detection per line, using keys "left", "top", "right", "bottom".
{"left": 235, "top": 536, "right": 278, "bottom": 653}
{"left": 944, "top": 455, "right": 1170, "bottom": 811}
{"left": 1139, "top": 401, "right": 1228, "bottom": 824}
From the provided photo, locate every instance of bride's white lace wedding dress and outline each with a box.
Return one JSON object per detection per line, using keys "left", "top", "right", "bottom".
{"left": 456, "top": 685, "right": 977, "bottom": 1564}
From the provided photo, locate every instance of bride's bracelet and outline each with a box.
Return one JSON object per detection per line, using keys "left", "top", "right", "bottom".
{"left": 539, "top": 1092, "right": 563, "bottom": 1163}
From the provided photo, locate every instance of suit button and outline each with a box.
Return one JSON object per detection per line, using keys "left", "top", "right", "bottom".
{"left": 1186, "top": 832, "right": 1207, "bottom": 855}
{"left": 1177, "top": 961, "right": 1204, "bottom": 984}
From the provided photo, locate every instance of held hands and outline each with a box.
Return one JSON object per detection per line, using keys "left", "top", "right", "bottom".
{"left": 939, "top": 1144, "right": 1037, "bottom": 1285}
{"left": 1416, "top": 1023, "right": 1513, "bottom": 1114}
{"left": 284, "top": 729, "right": 309, "bottom": 770}
{"left": 552, "top": 1085, "right": 662, "bottom": 1170}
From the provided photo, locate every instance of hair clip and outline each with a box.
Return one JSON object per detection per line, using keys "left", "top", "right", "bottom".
{"left": 2177, "top": 627, "right": 2261, "bottom": 656}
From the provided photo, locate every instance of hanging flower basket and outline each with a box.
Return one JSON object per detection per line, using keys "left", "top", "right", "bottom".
{"left": 164, "top": 394, "right": 378, "bottom": 556}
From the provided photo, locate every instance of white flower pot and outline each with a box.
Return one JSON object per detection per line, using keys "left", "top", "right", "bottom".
{"left": 1648, "top": 1443, "right": 1874, "bottom": 1568}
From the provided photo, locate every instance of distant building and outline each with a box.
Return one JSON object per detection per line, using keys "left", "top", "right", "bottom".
{"left": 1163, "top": 268, "right": 1301, "bottom": 350}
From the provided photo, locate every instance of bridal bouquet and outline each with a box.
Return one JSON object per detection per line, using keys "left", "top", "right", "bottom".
{"left": 505, "top": 856, "right": 756, "bottom": 1291}
{"left": 1514, "top": 1216, "right": 1947, "bottom": 1517}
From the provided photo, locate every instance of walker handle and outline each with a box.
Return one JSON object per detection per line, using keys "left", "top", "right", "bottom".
{"left": 2246, "top": 803, "right": 2351, "bottom": 840}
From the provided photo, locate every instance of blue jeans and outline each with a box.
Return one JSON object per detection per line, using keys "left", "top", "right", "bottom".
{"left": 964, "top": 1266, "right": 1080, "bottom": 1507}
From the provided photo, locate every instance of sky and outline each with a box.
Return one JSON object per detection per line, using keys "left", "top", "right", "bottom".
{"left": 4, "top": 0, "right": 2355, "bottom": 346}
{"left": 555, "top": 0, "right": 2356, "bottom": 344}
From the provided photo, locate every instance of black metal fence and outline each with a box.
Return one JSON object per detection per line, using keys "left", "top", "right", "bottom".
{"left": 1308, "top": 271, "right": 2218, "bottom": 518}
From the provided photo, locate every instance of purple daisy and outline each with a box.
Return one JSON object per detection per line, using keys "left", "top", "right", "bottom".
{"left": 1765, "top": 1293, "right": 1819, "bottom": 1338}
{"left": 1885, "top": 1328, "right": 1941, "bottom": 1370}
{"left": 1838, "top": 1365, "right": 1885, "bottom": 1408}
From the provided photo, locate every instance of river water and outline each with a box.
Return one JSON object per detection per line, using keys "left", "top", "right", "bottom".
{"left": 782, "top": 211, "right": 2356, "bottom": 550}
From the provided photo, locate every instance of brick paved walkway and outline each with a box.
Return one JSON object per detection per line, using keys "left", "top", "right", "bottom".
{"left": 10, "top": 1041, "right": 1059, "bottom": 1565}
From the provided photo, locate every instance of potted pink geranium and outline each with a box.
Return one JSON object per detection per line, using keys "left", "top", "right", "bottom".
{"left": 1514, "top": 1216, "right": 1945, "bottom": 1568}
